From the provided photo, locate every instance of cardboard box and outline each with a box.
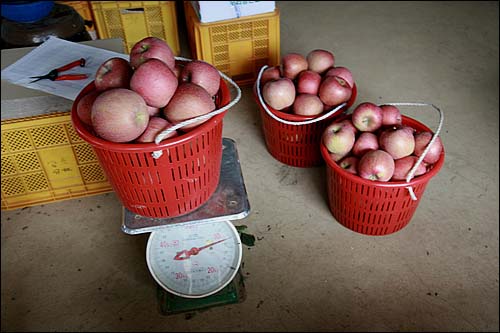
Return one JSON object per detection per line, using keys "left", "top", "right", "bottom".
{"left": 191, "top": 1, "right": 275, "bottom": 23}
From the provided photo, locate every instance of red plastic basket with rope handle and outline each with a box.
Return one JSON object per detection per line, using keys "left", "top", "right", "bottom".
{"left": 320, "top": 103, "right": 445, "bottom": 236}
{"left": 71, "top": 59, "right": 241, "bottom": 219}
{"left": 253, "top": 65, "right": 357, "bottom": 168}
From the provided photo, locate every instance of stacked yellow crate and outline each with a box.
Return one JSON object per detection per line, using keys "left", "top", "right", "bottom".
{"left": 1, "top": 112, "right": 113, "bottom": 210}
{"left": 184, "top": 2, "right": 280, "bottom": 86}
{"left": 90, "top": 1, "right": 180, "bottom": 55}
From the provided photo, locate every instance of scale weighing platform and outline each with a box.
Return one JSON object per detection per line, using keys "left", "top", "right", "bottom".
{"left": 121, "top": 138, "right": 251, "bottom": 315}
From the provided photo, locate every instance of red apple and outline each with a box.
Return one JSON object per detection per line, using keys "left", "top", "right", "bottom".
{"left": 293, "top": 94, "right": 323, "bottom": 116}
{"left": 318, "top": 75, "right": 352, "bottom": 106}
{"left": 129, "top": 36, "right": 175, "bottom": 70}
{"left": 91, "top": 88, "right": 149, "bottom": 143}
{"left": 329, "top": 152, "right": 349, "bottom": 162}
{"left": 391, "top": 156, "right": 427, "bottom": 181}
{"left": 324, "top": 66, "right": 354, "bottom": 89}
{"left": 260, "top": 66, "right": 281, "bottom": 86}
{"left": 172, "top": 63, "right": 184, "bottom": 79}
{"left": 352, "top": 132, "right": 379, "bottom": 156}
{"left": 380, "top": 104, "right": 402, "bottom": 126}
{"left": 338, "top": 118, "right": 358, "bottom": 134}
{"left": 358, "top": 149, "right": 395, "bottom": 182}
{"left": 76, "top": 90, "right": 100, "bottom": 126}
{"left": 94, "top": 57, "right": 133, "bottom": 91}
{"left": 262, "top": 78, "right": 296, "bottom": 110}
{"left": 163, "top": 83, "right": 215, "bottom": 129}
{"left": 306, "top": 49, "right": 335, "bottom": 74}
{"left": 338, "top": 156, "right": 359, "bottom": 175}
{"left": 296, "top": 70, "right": 321, "bottom": 95}
{"left": 180, "top": 60, "right": 220, "bottom": 97}
{"left": 351, "top": 102, "right": 383, "bottom": 132}
{"left": 146, "top": 105, "right": 161, "bottom": 117}
{"left": 414, "top": 131, "right": 443, "bottom": 164}
{"left": 379, "top": 125, "right": 415, "bottom": 159}
{"left": 281, "top": 53, "right": 308, "bottom": 80}
{"left": 135, "top": 117, "right": 177, "bottom": 143}
{"left": 130, "top": 58, "right": 178, "bottom": 108}
{"left": 322, "top": 121, "right": 356, "bottom": 156}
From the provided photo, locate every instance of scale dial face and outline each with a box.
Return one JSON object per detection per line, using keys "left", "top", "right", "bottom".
{"left": 146, "top": 220, "right": 242, "bottom": 298}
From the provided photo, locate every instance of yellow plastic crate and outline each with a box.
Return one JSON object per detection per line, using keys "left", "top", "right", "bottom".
{"left": 184, "top": 2, "right": 280, "bottom": 86}
{"left": 90, "top": 1, "right": 180, "bottom": 55}
{"left": 1, "top": 112, "right": 113, "bottom": 211}
{"left": 56, "top": 1, "right": 98, "bottom": 39}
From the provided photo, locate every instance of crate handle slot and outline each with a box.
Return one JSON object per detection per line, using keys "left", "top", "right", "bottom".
{"left": 256, "top": 65, "right": 347, "bottom": 126}
{"left": 151, "top": 57, "right": 242, "bottom": 159}
{"left": 383, "top": 102, "right": 444, "bottom": 201}
{"left": 121, "top": 8, "right": 145, "bottom": 14}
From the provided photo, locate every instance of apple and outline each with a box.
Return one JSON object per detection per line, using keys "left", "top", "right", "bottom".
{"left": 163, "top": 82, "right": 216, "bottom": 129}
{"left": 172, "top": 64, "right": 184, "bottom": 79}
{"left": 145, "top": 105, "right": 161, "bottom": 117}
{"left": 91, "top": 88, "right": 149, "bottom": 143}
{"left": 379, "top": 125, "right": 415, "bottom": 159}
{"left": 318, "top": 75, "right": 352, "bottom": 106}
{"left": 338, "top": 118, "right": 358, "bottom": 134}
{"left": 338, "top": 156, "right": 359, "bottom": 175}
{"left": 329, "top": 152, "right": 349, "bottom": 162}
{"left": 135, "top": 116, "right": 177, "bottom": 143}
{"left": 262, "top": 78, "right": 296, "bottom": 110}
{"left": 391, "top": 156, "right": 427, "bottom": 181}
{"left": 414, "top": 131, "right": 443, "bottom": 164}
{"left": 293, "top": 94, "right": 324, "bottom": 116}
{"left": 94, "top": 57, "right": 133, "bottom": 91}
{"left": 358, "top": 149, "right": 395, "bottom": 182}
{"left": 352, "top": 132, "right": 379, "bottom": 156}
{"left": 260, "top": 66, "right": 281, "bottom": 86}
{"left": 180, "top": 60, "right": 220, "bottom": 97}
{"left": 306, "top": 49, "right": 335, "bottom": 74}
{"left": 380, "top": 104, "right": 402, "bottom": 126}
{"left": 76, "top": 90, "right": 100, "bottom": 126}
{"left": 351, "top": 102, "right": 383, "bottom": 132}
{"left": 296, "top": 70, "right": 321, "bottom": 95}
{"left": 281, "top": 53, "right": 308, "bottom": 80}
{"left": 129, "top": 36, "right": 175, "bottom": 70}
{"left": 130, "top": 58, "right": 178, "bottom": 108}
{"left": 324, "top": 66, "right": 354, "bottom": 89}
{"left": 322, "top": 121, "right": 356, "bottom": 156}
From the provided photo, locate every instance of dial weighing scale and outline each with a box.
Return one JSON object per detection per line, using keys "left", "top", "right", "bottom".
{"left": 121, "top": 138, "right": 251, "bottom": 315}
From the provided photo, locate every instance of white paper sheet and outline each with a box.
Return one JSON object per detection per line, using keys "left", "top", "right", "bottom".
{"left": 1, "top": 37, "right": 129, "bottom": 101}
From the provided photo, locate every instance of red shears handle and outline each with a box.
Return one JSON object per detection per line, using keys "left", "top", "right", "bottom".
{"left": 55, "top": 58, "right": 86, "bottom": 72}
{"left": 55, "top": 74, "right": 89, "bottom": 81}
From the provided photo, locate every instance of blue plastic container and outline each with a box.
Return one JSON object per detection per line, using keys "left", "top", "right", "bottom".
{"left": 1, "top": 1, "right": 54, "bottom": 23}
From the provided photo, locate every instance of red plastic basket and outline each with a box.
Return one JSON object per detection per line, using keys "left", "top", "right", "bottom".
{"left": 253, "top": 67, "right": 357, "bottom": 167}
{"left": 320, "top": 111, "right": 445, "bottom": 236}
{"left": 71, "top": 76, "right": 233, "bottom": 219}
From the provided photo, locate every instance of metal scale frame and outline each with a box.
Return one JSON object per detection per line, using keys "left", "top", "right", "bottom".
{"left": 121, "top": 138, "right": 251, "bottom": 315}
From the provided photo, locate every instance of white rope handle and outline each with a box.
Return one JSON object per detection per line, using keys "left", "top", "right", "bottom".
{"left": 384, "top": 102, "right": 444, "bottom": 201}
{"left": 151, "top": 57, "right": 242, "bottom": 159}
{"left": 256, "top": 65, "right": 347, "bottom": 126}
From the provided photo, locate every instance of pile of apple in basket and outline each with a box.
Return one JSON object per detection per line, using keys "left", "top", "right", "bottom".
{"left": 75, "top": 37, "right": 222, "bottom": 143}
{"left": 323, "top": 103, "right": 443, "bottom": 182}
{"left": 260, "top": 49, "right": 354, "bottom": 115}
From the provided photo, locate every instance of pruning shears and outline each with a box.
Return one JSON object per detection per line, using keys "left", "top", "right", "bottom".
{"left": 29, "top": 58, "right": 88, "bottom": 83}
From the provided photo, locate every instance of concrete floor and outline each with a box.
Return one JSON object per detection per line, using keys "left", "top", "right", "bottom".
{"left": 1, "top": 1, "right": 499, "bottom": 332}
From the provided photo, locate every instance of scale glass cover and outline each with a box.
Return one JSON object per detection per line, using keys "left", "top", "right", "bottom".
{"left": 146, "top": 219, "right": 242, "bottom": 299}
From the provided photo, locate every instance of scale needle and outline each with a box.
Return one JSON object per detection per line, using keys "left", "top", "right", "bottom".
{"left": 173, "top": 238, "right": 228, "bottom": 260}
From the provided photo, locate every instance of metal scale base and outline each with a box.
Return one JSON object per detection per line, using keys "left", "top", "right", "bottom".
{"left": 121, "top": 138, "right": 250, "bottom": 315}
{"left": 156, "top": 270, "right": 246, "bottom": 316}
